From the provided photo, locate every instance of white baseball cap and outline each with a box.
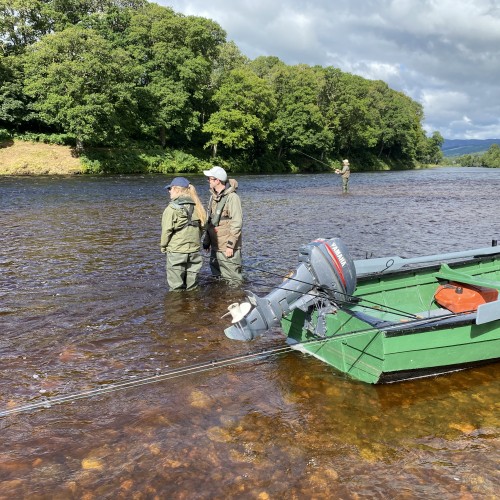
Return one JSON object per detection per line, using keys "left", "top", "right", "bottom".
{"left": 203, "top": 166, "right": 227, "bottom": 182}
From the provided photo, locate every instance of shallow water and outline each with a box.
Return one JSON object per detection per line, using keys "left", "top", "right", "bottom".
{"left": 1, "top": 168, "right": 499, "bottom": 498}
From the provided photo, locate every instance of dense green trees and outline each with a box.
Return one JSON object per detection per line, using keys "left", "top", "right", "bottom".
{"left": 0, "top": 0, "right": 443, "bottom": 172}
{"left": 455, "top": 143, "right": 500, "bottom": 168}
{"left": 0, "top": 53, "right": 27, "bottom": 130}
{"left": 24, "top": 26, "right": 140, "bottom": 148}
{"left": 203, "top": 68, "right": 276, "bottom": 155}
{"left": 113, "top": 3, "right": 226, "bottom": 147}
{"left": 481, "top": 144, "right": 500, "bottom": 167}
{"left": 270, "top": 64, "right": 333, "bottom": 160}
{"left": 420, "top": 131, "right": 444, "bottom": 164}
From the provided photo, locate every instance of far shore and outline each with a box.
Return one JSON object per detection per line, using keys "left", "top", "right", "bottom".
{"left": 0, "top": 140, "right": 83, "bottom": 175}
{"left": 1, "top": 139, "right": 449, "bottom": 176}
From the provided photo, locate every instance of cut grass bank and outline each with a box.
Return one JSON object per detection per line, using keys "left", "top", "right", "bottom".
{"left": 0, "top": 140, "right": 83, "bottom": 175}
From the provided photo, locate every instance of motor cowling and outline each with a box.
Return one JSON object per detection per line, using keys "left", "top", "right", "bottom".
{"left": 224, "top": 238, "right": 357, "bottom": 341}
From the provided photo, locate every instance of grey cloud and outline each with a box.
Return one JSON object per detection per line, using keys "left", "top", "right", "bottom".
{"left": 161, "top": 0, "right": 500, "bottom": 139}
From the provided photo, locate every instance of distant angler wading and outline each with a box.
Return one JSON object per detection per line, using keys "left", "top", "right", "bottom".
{"left": 335, "top": 159, "right": 351, "bottom": 193}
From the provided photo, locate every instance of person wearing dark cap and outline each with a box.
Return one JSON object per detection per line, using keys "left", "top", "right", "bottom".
{"left": 160, "top": 177, "right": 206, "bottom": 291}
{"left": 202, "top": 166, "right": 243, "bottom": 285}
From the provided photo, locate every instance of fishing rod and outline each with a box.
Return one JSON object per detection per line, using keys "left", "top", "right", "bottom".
{"left": 0, "top": 345, "right": 292, "bottom": 418}
{"left": 242, "top": 263, "right": 419, "bottom": 319}
{"left": 0, "top": 323, "right": 382, "bottom": 418}
{"left": 1, "top": 303, "right": 471, "bottom": 419}
{"left": 0, "top": 252, "right": 449, "bottom": 417}
{"left": 295, "top": 150, "right": 335, "bottom": 169}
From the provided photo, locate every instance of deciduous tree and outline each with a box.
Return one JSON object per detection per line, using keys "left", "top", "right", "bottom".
{"left": 203, "top": 67, "right": 276, "bottom": 156}
{"left": 23, "top": 25, "right": 140, "bottom": 148}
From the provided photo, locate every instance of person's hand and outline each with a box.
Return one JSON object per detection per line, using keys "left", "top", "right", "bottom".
{"left": 225, "top": 247, "right": 234, "bottom": 258}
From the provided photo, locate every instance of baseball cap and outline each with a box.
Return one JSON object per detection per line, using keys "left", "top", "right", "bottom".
{"left": 203, "top": 166, "right": 227, "bottom": 182}
{"left": 165, "top": 177, "right": 190, "bottom": 190}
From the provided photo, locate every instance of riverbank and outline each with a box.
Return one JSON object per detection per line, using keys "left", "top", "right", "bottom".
{"left": 1, "top": 138, "right": 440, "bottom": 176}
{"left": 0, "top": 140, "right": 83, "bottom": 175}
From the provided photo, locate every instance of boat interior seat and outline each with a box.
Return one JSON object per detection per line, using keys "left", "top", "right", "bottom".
{"left": 434, "top": 264, "right": 500, "bottom": 291}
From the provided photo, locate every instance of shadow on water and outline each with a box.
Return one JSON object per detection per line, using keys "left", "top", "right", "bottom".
{"left": 0, "top": 170, "right": 499, "bottom": 498}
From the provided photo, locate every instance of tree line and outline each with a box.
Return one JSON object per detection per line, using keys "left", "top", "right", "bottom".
{"left": 0, "top": 0, "right": 444, "bottom": 173}
{"left": 451, "top": 144, "right": 500, "bottom": 168}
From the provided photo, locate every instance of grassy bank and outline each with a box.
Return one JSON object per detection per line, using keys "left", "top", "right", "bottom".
{"left": 1, "top": 138, "right": 428, "bottom": 176}
{"left": 0, "top": 140, "right": 83, "bottom": 175}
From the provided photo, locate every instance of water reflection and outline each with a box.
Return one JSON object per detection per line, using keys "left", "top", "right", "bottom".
{"left": 0, "top": 169, "right": 499, "bottom": 498}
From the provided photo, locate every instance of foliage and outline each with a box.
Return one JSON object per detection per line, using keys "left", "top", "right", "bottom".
{"left": 80, "top": 147, "right": 212, "bottom": 174}
{"left": 159, "top": 149, "right": 212, "bottom": 174}
{"left": 455, "top": 143, "right": 500, "bottom": 168}
{"left": 269, "top": 65, "right": 333, "bottom": 159}
{"left": 23, "top": 25, "right": 140, "bottom": 148}
{"left": 0, "top": 0, "right": 441, "bottom": 174}
{"left": 111, "top": 3, "right": 226, "bottom": 147}
{"left": 0, "top": 54, "right": 30, "bottom": 129}
{"left": 480, "top": 143, "right": 500, "bottom": 168}
{"left": 417, "top": 131, "right": 444, "bottom": 164}
{"left": 0, "top": 127, "right": 11, "bottom": 140}
{"left": 210, "top": 41, "right": 249, "bottom": 89}
{"left": 203, "top": 67, "right": 276, "bottom": 155}
{"left": 14, "top": 132, "right": 75, "bottom": 145}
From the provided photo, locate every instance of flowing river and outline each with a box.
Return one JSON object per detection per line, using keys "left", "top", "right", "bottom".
{"left": 1, "top": 168, "right": 499, "bottom": 498}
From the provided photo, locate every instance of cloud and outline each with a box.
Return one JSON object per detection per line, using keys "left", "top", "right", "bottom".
{"left": 158, "top": 0, "right": 500, "bottom": 139}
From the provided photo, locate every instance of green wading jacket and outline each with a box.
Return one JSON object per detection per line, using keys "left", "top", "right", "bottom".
{"left": 205, "top": 180, "right": 242, "bottom": 251}
{"left": 161, "top": 196, "right": 203, "bottom": 254}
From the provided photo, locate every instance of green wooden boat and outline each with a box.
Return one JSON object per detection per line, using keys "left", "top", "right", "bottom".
{"left": 224, "top": 238, "right": 500, "bottom": 383}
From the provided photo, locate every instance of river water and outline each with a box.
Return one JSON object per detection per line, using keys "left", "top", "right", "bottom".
{"left": 0, "top": 168, "right": 499, "bottom": 498}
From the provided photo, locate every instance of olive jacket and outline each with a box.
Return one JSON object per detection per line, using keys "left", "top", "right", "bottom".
{"left": 339, "top": 164, "right": 350, "bottom": 179}
{"left": 160, "top": 196, "right": 203, "bottom": 254}
{"left": 204, "top": 180, "right": 242, "bottom": 251}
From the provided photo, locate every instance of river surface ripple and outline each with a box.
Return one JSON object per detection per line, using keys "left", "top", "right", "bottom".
{"left": 0, "top": 168, "right": 499, "bottom": 498}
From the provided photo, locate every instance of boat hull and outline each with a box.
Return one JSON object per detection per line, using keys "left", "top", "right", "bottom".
{"left": 281, "top": 254, "right": 500, "bottom": 383}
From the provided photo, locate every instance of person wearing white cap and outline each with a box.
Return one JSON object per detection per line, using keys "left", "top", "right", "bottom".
{"left": 202, "top": 166, "right": 243, "bottom": 284}
{"left": 160, "top": 177, "right": 206, "bottom": 290}
{"left": 335, "top": 159, "right": 351, "bottom": 193}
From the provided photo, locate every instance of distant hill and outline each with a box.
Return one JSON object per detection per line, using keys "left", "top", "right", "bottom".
{"left": 441, "top": 138, "right": 500, "bottom": 157}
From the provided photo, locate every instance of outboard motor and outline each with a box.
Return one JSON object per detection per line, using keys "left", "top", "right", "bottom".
{"left": 224, "top": 238, "right": 357, "bottom": 341}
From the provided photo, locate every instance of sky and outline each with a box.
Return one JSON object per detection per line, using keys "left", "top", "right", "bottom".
{"left": 158, "top": 0, "right": 500, "bottom": 140}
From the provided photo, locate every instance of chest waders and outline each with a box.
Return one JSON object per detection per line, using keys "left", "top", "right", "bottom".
{"left": 208, "top": 194, "right": 229, "bottom": 227}
{"left": 166, "top": 202, "right": 202, "bottom": 291}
